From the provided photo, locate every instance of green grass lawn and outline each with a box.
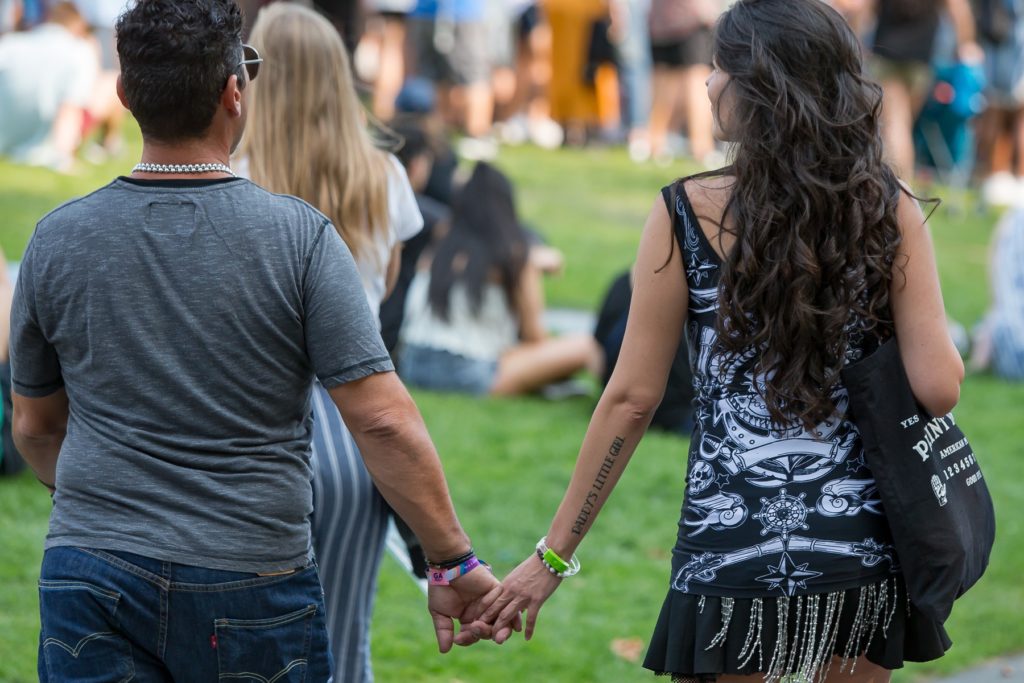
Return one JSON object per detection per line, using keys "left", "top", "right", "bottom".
{"left": 1, "top": 134, "right": 1022, "bottom": 682}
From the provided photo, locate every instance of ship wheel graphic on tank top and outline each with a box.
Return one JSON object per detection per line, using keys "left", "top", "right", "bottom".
{"left": 753, "top": 489, "right": 814, "bottom": 540}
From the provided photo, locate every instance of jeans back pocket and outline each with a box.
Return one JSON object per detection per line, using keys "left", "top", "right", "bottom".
{"left": 38, "top": 580, "right": 134, "bottom": 682}
{"left": 214, "top": 604, "right": 318, "bottom": 682}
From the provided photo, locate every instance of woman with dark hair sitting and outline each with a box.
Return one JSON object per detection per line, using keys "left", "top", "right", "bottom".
{"left": 399, "top": 162, "right": 603, "bottom": 396}
{"left": 477, "top": 1, "right": 965, "bottom": 681}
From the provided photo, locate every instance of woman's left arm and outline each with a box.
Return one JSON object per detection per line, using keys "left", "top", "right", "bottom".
{"left": 475, "top": 194, "right": 689, "bottom": 642}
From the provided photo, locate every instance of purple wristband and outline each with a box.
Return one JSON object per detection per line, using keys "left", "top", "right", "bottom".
{"left": 427, "top": 556, "right": 486, "bottom": 586}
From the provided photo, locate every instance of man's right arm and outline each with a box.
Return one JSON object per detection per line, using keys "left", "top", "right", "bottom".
{"left": 9, "top": 233, "right": 68, "bottom": 490}
{"left": 12, "top": 389, "right": 68, "bottom": 489}
{"left": 327, "top": 372, "right": 471, "bottom": 563}
{"left": 303, "top": 221, "right": 507, "bottom": 646}
{"left": 329, "top": 372, "right": 518, "bottom": 649}
{"left": 301, "top": 222, "right": 471, "bottom": 561}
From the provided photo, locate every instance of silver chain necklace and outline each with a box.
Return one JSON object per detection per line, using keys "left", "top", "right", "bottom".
{"left": 132, "top": 162, "right": 236, "bottom": 177}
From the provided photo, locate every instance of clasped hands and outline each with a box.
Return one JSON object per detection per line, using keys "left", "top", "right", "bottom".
{"left": 427, "top": 552, "right": 564, "bottom": 652}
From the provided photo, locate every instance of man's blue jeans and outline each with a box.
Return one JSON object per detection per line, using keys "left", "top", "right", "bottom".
{"left": 38, "top": 546, "right": 332, "bottom": 682}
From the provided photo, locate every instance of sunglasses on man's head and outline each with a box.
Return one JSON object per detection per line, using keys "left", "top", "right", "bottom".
{"left": 239, "top": 44, "right": 262, "bottom": 81}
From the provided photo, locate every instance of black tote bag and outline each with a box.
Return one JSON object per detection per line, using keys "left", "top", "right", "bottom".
{"left": 841, "top": 338, "right": 996, "bottom": 623}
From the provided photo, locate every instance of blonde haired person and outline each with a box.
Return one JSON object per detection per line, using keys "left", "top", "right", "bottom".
{"left": 240, "top": 4, "right": 425, "bottom": 681}
{"left": 242, "top": 2, "right": 421, "bottom": 320}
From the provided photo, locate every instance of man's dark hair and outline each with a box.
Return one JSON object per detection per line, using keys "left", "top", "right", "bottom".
{"left": 116, "top": 0, "right": 244, "bottom": 142}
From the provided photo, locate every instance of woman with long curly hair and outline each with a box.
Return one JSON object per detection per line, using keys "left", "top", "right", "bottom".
{"left": 476, "top": 1, "right": 964, "bottom": 681}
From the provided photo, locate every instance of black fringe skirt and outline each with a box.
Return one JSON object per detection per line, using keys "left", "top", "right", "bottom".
{"left": 642, "top": 575, "right": 951, "bottom": 683}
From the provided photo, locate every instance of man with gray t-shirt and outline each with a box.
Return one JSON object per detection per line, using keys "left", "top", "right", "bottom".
{"left": 10, "top": 1, "right": 507, "bottom": 679}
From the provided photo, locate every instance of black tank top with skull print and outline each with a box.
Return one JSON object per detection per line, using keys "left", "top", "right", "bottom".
{"left": 664, "top": 182, "right": 898, "bottom": 599}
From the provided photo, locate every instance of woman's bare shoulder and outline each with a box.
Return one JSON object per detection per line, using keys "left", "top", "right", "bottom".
{"left": 680, "top": 174, "right": 735, "bottom": 216}
{"left": 676, "top": 175, "right": 736, "bottom": 258}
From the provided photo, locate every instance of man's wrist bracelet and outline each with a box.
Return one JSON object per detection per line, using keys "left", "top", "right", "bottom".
{"left": 428, "top": 548, "right": 476, "bottom": 571}
{"left": 426, "top": 555, "right": 490, "bottom": 586}
{"left": 535, "top": 537, "right": 581, "bottom": 578}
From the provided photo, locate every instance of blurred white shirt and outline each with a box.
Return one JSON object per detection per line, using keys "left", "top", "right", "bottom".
{"left": 0, "top": 23, "right": 98, "bottom": 165}
{"left": 73, "top": 0, "right": 129, "bottom": 28}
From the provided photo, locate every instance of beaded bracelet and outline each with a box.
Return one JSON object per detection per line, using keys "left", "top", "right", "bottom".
{"left": 429, "top": 549, "right": 476, "bottom": 570}
{"left": 535, "top": 537, "right": 581, "bottom": 578}
{"left": 426, "top": 555, "right": 491, "bottom": 586}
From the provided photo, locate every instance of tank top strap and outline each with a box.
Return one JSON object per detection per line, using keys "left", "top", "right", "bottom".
{"left": 662, "top": 181, "right": 723, "bottom": 292}
{"left": 660, "top": 183, "right": 690, "bottom": 263}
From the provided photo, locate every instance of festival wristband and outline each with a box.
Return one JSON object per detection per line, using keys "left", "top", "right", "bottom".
{"left": 535, "top": 537, "right": 581, "bottom": 578}
{"left": 543, "top": 548, "right": 568, "bottom": 573}
{"left": 429, "top": 549, "right": 476, "bottom": 570}
{"left": 426, "top": 556, "right": 490, "bottom": 586}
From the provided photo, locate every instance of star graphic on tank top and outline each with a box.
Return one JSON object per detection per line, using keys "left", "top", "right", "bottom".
{"left": 755, "top": 552, "right": 822, "bottom": 595}
{"left": 695, "top": 404, "right": 713, "bottom": 426}
{"left": 846, "top": 454, "right": 867, "bottom": 473}
{"left": 687, "top": 252, "right": 716, "bottom": 286}
{"left": 715, "top": 472, "right": 733, "bottom": 489}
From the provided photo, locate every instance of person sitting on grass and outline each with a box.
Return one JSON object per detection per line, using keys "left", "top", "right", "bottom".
{"left": 399, "top": 161, "right": 604, "bottom": 395}
{"left": 970, "top": 205, "right": 1024, "bottom": 380}
{"left": 0, "top": 2, "right": 99, "bottom": 171}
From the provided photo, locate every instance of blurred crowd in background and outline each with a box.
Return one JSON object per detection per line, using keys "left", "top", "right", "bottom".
{"left": 2, "top": 0, "right": 1023, "bottom": 203}
{"left": 0, "top": 0, "right": 1019, "bottom": 204}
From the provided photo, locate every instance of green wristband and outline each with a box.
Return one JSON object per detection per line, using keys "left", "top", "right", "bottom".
{"left": 536, "top": 537, "right": 582, "bottom": 578}
{"left": 542, "top": 547, "right": 569, "bottom": 574}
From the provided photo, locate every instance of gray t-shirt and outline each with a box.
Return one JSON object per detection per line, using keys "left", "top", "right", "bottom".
{"left": 10, "top": 177, "right": 394, "bottom": 573}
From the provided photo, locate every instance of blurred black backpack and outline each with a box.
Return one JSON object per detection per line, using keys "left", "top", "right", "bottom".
{"left": 594, "top": 272, "right": 695, "bottom": 434}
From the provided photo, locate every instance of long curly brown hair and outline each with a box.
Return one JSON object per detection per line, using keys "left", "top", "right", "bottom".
{"left": 695, "top": 0, "right": 913, "bottom": 430}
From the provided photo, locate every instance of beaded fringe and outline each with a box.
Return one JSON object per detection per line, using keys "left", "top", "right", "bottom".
{"left": 665, "top": 576, "right": 902, "bottom": 683}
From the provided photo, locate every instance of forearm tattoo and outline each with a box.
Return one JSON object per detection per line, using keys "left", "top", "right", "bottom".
{"left": 572, "top": 436, "right": 625, "bottom": 535}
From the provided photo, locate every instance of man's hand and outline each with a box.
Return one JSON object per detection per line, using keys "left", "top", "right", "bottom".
{"left": 428, "top": 566, "right": 508, "bottom": 652}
